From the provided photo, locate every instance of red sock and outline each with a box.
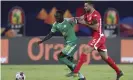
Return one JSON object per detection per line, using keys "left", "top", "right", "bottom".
{"left": 73, "top": 53, "right": 87, "bottom": 73}
{"left": 104, "top": 56, "right": 120, "bottom": 74}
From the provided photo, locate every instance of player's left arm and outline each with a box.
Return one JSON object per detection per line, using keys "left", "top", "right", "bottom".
{"left": 65, "top": 15, "right": 85, "bottom": 25}
{"left": 38, "top": 22, "right": 57, "bottom": 44}
{"left": 65, "top": 18, "right": 78, "bottom": 24}
{"left": 76, "top": 16, "right": 99, "bottom": 31}
{"left": 37, "top": 31, "right": 54, "bottom": 44}
{"left": 85, "top": 18, "right": 99, "bottom": 31}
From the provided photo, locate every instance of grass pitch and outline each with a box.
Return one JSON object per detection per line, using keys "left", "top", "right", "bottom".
{"left": 1, "top": 65, "right": 133, "bottom": 80}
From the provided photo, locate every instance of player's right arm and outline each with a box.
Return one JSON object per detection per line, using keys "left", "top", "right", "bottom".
{"left": 38, "top": 31, "right": 54, "bottom": 44}
{"left": 38, "top": 22, "right": 57, "bottom": 44}
{"left": 75, "top": 15, "right": 84, "bottom": 21}
{"left": 64, "top": 15, "right": 84, "bottom": 26}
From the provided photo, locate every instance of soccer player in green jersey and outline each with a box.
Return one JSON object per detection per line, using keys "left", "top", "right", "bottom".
{"left": 38, "top": 10, "right": 86, "bottom": 80}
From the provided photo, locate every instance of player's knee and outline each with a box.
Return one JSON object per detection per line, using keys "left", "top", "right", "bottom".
{"left": 67, "top": 56, "right": 74, "bottom": 62}
{"left": 83, "top": 46, "right": 94, "bottom": 54}
{"left": 101, "top": 55, "right": 108, "bottom": 60}
{"left": 57, "top": 53, "right": 62, "bottom": 60}
{"left": 82, "top": 47, "right": 88, "bottom": 54}
{"left": 58, "top": 53, "right": 63, "bottom": 62}
{"left": 58, "top": 52, "right": 66, "bottom": 59}
{"left": 99, "top": 50, "right": 108, "bottom": 59}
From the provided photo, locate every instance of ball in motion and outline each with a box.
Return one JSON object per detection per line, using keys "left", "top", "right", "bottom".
{"left": 16, "top": 72, "right": 26, "bottom": 80}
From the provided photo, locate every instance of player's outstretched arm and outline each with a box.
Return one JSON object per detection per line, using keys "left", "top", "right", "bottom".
{"left": 65, "top": 17, "right": 77, "bottom": 24}
{"left": 76, "top": 15, "right": 84, "bottom": 20}
{"left": 38, "top": 31, "right": 54, "bottom": 44}
{"left": 77, "top": 16, "right": 99, "bottom": 31}
{"left": 85, "top": 18, "right": 99, "bottom": 30}
{"left": 65, "top": 15, "right": 84, "bottom": 24}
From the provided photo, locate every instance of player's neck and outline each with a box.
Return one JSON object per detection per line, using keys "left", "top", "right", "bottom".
{"left": 87, "top": 8, "right": 95, "bottom": 14}
{"left": 58, "top": 19, "right": 64, "bottom": 23}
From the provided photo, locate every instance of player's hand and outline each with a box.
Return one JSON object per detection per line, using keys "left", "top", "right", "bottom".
{"left": 74, "top": 17, "right": 81, "bottom": 22}
{"left": 78, "top": 19, "right": 86, "bottom": 25}
{"left": 37, "top": 41, "right": 43, "bottom": 45}
{"left": 69, "top": 17, "right": 75, "bottom": 21}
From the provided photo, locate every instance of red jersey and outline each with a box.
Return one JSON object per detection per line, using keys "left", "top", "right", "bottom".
{"left": 84, "top": 10, "right": 104, "bottom": 38}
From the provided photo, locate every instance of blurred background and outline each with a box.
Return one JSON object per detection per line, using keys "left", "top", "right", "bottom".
{"left": 1, "top": 1, "right": 133, "bottom": 37}
{"left": 1, "top": 1, "right": 133, "bottom": 80}
{"left": 1, "top": 1, "right": 133, "bottom": 64}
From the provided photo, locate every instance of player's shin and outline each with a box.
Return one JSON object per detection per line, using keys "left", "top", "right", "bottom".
{"left": 66, "top": 56, "right": 85, "bottom": 78}
{"left": 67, "top": 56, "right": 74, "bottom": 71}
{"left": 58, "top": 53, "right": 75, "bottom": 68}
{"left": 105, "top": 56, "right": 121, "bottom": 74}
{"left": 99, "top": 51, "right": 121, "bottom": 74}
{"left": 67, "top": 65, "right": 73, "bottom": 71}
{"left": 73, "top": 53, "right": 87, "bottom": 73}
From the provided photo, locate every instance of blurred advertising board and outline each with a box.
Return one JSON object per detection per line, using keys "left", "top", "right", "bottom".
{"left": 1, "top": 37, "right": 121, "bottom": 64}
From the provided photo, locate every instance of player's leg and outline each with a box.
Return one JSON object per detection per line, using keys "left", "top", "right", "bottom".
{"left": 66, "top": 43, "right": 77, "bottom": 72}
{"left": 98, "top": 49, "right": 121, "bottom": 74}
{"left": 98, "top": 45, "right": 123, "bottom": 80}
{"left": 66, "top": 56, "right": 74, "bottom": 71}
{"left": 58, "top": 49, "right": 86, "bottom": 80}
{"left": 73, "top": 38, "right": 97, "bottom": 74}
{"left": 62, "top": 43, "right": 85, "bottom": 80}
{"left": 66, "top": 56, "right": 85, "bottom": 80}
{"left": 59, "top": 43, "right": 77, "bottom": 69}
{"left": 58, "top": 52, "right": 86, "bottom": 80}
{"left": 58, "top": 52, "right": 75, "bottom": 67}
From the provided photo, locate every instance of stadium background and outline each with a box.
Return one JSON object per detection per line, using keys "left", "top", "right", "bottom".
{"left": 1, "top": 1, "right": 133, "bottom": 80}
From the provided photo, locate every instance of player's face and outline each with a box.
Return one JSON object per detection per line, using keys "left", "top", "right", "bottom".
{"left": 84, "top": 3, "right": 91, "bottom": 12}
{"left": 54, "top": 13, "right": 63, "bottom": 22}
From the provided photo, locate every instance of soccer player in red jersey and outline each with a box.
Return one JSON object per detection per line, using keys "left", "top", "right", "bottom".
{"left": 71, "top": 2, "right": 123, "bottom": 80}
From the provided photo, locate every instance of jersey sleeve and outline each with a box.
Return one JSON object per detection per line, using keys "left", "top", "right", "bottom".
{"left": 92, "top": 13, "right": 100, "bottom": 23}
{"left": 51, "top": 22, "right": 57, "bottom": 33}
{"left": 85, "top": 14, "right": 92, "bottom": 24}
{"left": 64, "top": 18, "right": 77, "bottom": 26}
{"left": 86, "top": 13, "right": 100, "bottom": 25}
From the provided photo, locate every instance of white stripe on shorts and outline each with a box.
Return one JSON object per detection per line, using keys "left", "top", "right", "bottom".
{"left": 67, "top": 44, "right": 77, "bottom": 55}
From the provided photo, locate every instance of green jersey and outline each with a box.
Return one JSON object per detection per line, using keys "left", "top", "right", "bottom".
{"left": 51, "top": 18, "right": 77, "bottom": 43}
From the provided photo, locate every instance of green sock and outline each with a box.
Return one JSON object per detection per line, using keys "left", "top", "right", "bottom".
{"left": 78, "top": 73, "right": 84, "bottom": 78}
{"left": 59, "top": 56, "right": 84, "bottom": 79}
{"left": 70, "top": 65, "right": 84, "bottom": 78}
{"left": 66, "top": 63, "right": 84, "bottom": 78}
{"left": 59, "top": 57, "right": 74, "bottom": 67}
{"left": 67, "top": 65, "right": 73, "bottom": 71}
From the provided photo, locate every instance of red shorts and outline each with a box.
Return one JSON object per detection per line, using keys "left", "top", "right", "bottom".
{"left": 88, "top": 36, "right": 107, "bottom": 51}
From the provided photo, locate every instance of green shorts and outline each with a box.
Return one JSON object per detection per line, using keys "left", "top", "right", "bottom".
{"left": 62, "top": 40, "right": 78, "bottom": 56}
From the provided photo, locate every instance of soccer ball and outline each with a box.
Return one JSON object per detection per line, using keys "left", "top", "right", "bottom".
{"left": 16, "top": 72, "right": 26, "bottom": 80}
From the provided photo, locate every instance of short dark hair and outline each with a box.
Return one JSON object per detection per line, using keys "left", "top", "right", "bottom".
{"left": 56, "top": 10, "right": 64, "bottom": 15}
{"left": 84, "top": 1, "right": 93, "bottom": 6}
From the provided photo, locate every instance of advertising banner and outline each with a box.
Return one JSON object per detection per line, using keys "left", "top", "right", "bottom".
{"left": 0, "top": 39, "right": 9, "bottom": 64}
{"left": 1, "top": 37, "right": 121, "bottom": 64}
{"left": 121, "top": 39, "right": 133, "bottom": 63}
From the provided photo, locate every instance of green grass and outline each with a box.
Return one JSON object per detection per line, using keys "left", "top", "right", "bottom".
{"left": 1, "top": 65, "right": 133, "bottom": 80}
